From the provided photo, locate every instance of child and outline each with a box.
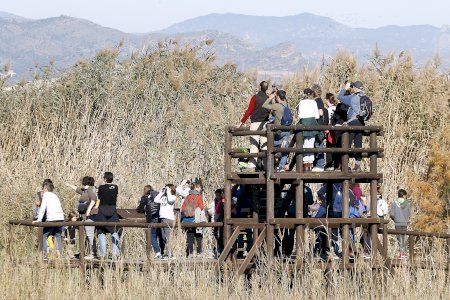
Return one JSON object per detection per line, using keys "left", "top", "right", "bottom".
{"left": 390, "top": 189, "right": 411, "bottom": 259}
{"left": 64, "top": 211, "right": 79, "bottom": 259}
{"left": 181, "top": 182, "right": 205, "bottom": 257}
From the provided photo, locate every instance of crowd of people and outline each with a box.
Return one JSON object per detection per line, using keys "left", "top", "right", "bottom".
{"left": 32, "top": 174, "right": 410, "bottom": 261}
{"left": 238, "top": 80, "right": 372, "bottom": 172}
{"left": 31, "top": 80, "right": 412, "bottom": 262}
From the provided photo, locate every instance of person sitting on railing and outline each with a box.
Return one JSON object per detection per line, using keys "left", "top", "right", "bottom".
{"left": 95, "top": 172, "right": 121, "bottom": 259}
{"left": 311, "top": 84, "right": 328, "bottom": 172}
{"left": 154, "top": 184, "right": 177, "bottom": 259}
{"left": 136, "top": 185, "right": 165, "bottom": 259}
{"left": 337, "top": 81, "right": 372, "bottom": 171}
{"left": 238, "top": 81, "right": 270, "bottom": 172}
{"left": 296, "top": 88, "right": 321, "bottom": 172}
{"left": 390, "top": 189, "right": 411, "bottom": 259}
{"left": 66, "top": 176, "right": 98, "bottom": 259}
{"left": 262, "top": 89, "right": 293, "bottom": 171}
{"left": 32, "top": 181, "right": 65, "bottom": 260}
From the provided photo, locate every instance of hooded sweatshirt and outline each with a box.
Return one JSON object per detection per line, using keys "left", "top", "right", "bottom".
{"left": 390, "top": 198, "right": 411, "bottom": 227}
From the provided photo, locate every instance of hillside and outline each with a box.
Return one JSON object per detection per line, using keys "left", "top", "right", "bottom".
{"left": 0, "top": 12, "right": 449, "bottom": 82}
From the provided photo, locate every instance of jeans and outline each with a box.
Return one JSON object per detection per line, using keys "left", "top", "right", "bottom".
{"left": 395, "top": 225, "right": 407, "bottom": 253}
{"left": 151, "top": 228, "right": 161, "bottom": 253}
{"left": 160, "top": 218, "right": 174, "bottom": 256}
{"left": 98, "top": 231, "right": 120, "bottom": 258}
{"left": 186, "top": 229, "right": 203, "bottom": 257}
{"left": 274, "top": 131, "right": 290, "bottom": 170}
{"left": 85, "top": 218, "right": 97, "bottom": 256}
{"left": 313, "top": 227, "right": 329, "bottom": 256}
{"left": 43, "top": 227, "right": 63, "bottom": 258}
{"left": 347, "top": 119, "right": 364, "bottom": 162}
{"left": 214, "top": 227, "right": 224, "bottom": 256}
{"left": 249, "top": 122, "right": 267, "bottom": 169}
{"left": 314, "top": 138, "right": 326, "bottom": 168}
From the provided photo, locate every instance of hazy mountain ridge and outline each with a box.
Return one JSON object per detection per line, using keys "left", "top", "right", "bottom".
{"left": 0, "top": 12, "right": 448, "bottom": 82}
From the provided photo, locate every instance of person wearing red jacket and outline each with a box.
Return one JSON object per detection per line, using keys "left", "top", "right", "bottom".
{"left": 238, "top": 81, "right": 270, "bottom": 171}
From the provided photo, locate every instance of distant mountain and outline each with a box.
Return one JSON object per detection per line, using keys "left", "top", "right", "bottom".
{"left": 0, "top": 15, "right": 141, "bottom": 80}
{"left": 0, "top": 11, "right": 29, "bottom": 22}
{"left": 0, "top": 12, "right": 448, "bottom": 83}
{"left": 162, "top": 13, "right": 450, "bottom": 64}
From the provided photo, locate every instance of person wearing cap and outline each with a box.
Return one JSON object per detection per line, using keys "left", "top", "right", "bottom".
{"left": 262, "top": 89, "right": 291, "bottom": 171}
{"left": 238, "top": 81, "right": 270, "bottom": 171}
{"left": 296, "top": 88, "right": 320, "bottom": 171}
{"left": 337, "top": 81, "right": 365, "bottom": 171}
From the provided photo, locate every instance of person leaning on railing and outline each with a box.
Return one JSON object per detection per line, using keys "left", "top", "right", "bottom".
{"left": 32, "top": 181, "right": 65, "bottom": 260}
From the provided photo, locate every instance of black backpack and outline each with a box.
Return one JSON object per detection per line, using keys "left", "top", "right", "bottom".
{"left": 359, "top": 95, "right": 373, "bottom": 121}
{"left": 145, "top": 191, "right": 160, "bottom": 221}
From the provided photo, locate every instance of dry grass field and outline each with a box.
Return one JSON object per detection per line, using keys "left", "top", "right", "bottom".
{"left": 0, "top": 44, "right": 449, "bottom": 299}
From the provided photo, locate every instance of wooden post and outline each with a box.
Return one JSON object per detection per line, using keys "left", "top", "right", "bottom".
{"left": 446, "top": 238, "right": 450, "bottom": 283}
{"left": 78, "top": 225, "right": 86, "bottom": 274}
{"left": 408, "top": 236, "right": 415, "bottom": 264}
{"left": 224, "top": 127, "right": 232, "bottom": 243}
{"left": 266, "top": 125, "right": 275, "bottom": 257}
{"left": 7, "top": 224, "right": 12, "bottom": 260}
{"left": 369, "top": 131, "right": 379, "bottom": 259}
{"left": 37, "top": 227, "right": 43, "bottom": 254}
{"left": 295, "top": 129, "right": 304, "bottom": 265}
{"left": 342, "top": 179, "right": 350, "bottom": 265}
{"left": 341, "top": 132, "right": 350, "bottom": 174}
{"left": 146, "top": 228, "right": 152, "bottom": 262}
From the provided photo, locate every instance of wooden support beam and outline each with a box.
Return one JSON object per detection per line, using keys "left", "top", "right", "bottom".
{"left": 145, "top": 229, "right": 152, "bottom": 262}
{"left": 78, "top": 225, "right": 86, "bottom": 275}
{"left": 266, "top": 125, "right": 275, "bottom": 257}
{"left": 273, "top": 147, "right": 384, "bottom": 154}
{"left": 37, "top": 227, "right": 43, "bottom": 254}
{"left": 295, "top": 130, "right": 304, "bottom": 265}
{"left": 218, "top": 226, "right": 241, "bottom": 267}
{"left": 224, "top": 128, "right": 232, "bottom": 243}
{"left": 237, "top": 228, "right": 267, "bottom": 275}
{"left": 408, "top": 236, "right": 415, "bottom": 264}
{"left": 341, "top": 179, "right": 350, "bottom": 266}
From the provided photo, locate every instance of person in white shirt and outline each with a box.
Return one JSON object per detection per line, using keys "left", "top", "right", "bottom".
{"left": 33, "top": 181, "right": 65, "bottom": 259}
{"left": 297, "top": 88, "right": 320, "bottom": 171}
{"left": 154, "top": 184, "right": 176, "bottom": 259}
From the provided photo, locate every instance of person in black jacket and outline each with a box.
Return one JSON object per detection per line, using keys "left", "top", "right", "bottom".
{"left": 137, "top": 185, "right": 165, "bottom": 259}
{"left": 95, "top": 172, "right": 120, "bottom": 259}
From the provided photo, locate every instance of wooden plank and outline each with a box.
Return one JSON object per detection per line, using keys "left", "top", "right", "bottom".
{"left": 273, "top": 147, "right": 383, "bottom": 154}
{"left": 271, "top": 125, "right": 383, "bottom": 132}
{"left": 271, "top": 172, "right": 383, "bottom": 180}
{"left": 269, "top": 218, "right": 389, "bottom": 226}
{"left": 229, "top": 152, "right": 266, "bottom": 158}
{"left": 218, "top": 226, "right": 241, "bottom": 267}
{"left": 238, "top": 228, "right": 267, "bottom": 275}
{"left": 9, "top": 220, "right": 223, "bottom": 228}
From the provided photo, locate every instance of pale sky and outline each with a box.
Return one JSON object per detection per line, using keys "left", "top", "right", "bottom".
{"left": 0, "top": 0, "right": 448, "bottom": 33}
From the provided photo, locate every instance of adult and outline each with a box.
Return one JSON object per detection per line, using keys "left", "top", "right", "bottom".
{"left": 311, "top": 84, "right": 327, "bottom": 172}
{"left": 324, "top": 93, "right": 338, "bottom": 170}
{"left": 181, "top": 183, "right": 205, "bottom": 257}
{"left": 262, "top": 89, "right": 293, "bottom": 171}
{"left": 213, "top": 188, "right": 225, "bottom": 257}
{"left": 66, "top": 176, "right": 98, "bottom": 259}
{"left": 32, "top": 179, "right": 53, "bottom": 220}
{"left": 337, "top": 81, "right": 366, "bottom": 171}
{"left": 95, "top": 172, "right": 120, "bottom": 259}
{"left": 136, "top": 185, "right": 165, "bottom": 259}
{"left": 317, "top": 183, "right": 356, "bottom": 257}
{"left": 328, "top": 102, "right": 349, "bottom": 171}
{"left": 296, "top": 88, "right": 320, "bottom": 171}
{"left": 239, "top": 81, "right": 270, "bottom": 171}
{"left": 33, "top": 181, "right": 64, "bottom": 260}
{"left": 154, "top": 184, "right": 176, "bottom": 259}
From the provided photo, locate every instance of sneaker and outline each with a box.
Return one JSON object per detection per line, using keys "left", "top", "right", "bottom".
{"left": 153, "top": 252, "right": 162, "bottom": 259}
{"left": 161, "top": 254, "right": 169, "bottom": 260}
{"left": 361, "top": 253, "right": 371, "bottom": 260}
{"left": 312, "top": 166, "right": 324, "bottom": 172}
{"left": 84, "top": 254, "right": 94, "bottom": 260}
{"left": 325, "top": 166, "right": 335, "bottom": 171}
{"left": 238, "top": 161, "right": 249, "bottom": 169}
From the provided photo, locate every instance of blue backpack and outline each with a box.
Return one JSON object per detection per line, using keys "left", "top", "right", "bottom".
{"left": 281, "top": 104, "right": 293, "bottom": 126}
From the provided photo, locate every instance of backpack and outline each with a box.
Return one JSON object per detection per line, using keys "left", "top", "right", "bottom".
{"left": 182, "top": 195, "right": 198, "bottom": 218}
{"left": 281, "top": 104, "right": 293, "bottom": 126}
{"left": 358, "top": 95, "right": 373, "bottom": 121}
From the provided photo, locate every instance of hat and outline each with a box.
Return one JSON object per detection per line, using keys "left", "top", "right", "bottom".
{"left": 303, "top": 88, "right": 314, "bottom": 96}
{"left": 351, "top": 81, "right": 363, "bottom": 89}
